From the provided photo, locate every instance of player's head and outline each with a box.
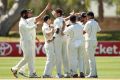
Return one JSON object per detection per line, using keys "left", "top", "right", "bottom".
{"left": 20, "top": 9, "right": 33, "bottom": 19}
{"left": 87, "top": 11, "right": 94, "bottom": 20}
{"left": 53, "top": 8, "right": 63, "bottom": 17}
{"left": 70, "top": 15, "right": 76, "bottom": 23}
{"left": 43, "top": 15, "right": 51, "bottom": 25}
{"left": 27, "top": 9, "right": 33, "bottom": 18}
{"left": 78, "top": 12, "right": 87, "bottom": 24}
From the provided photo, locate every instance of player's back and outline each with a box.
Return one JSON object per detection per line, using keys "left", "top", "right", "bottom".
{"left": 84, "top": 19, "right": 101, "bottom": 41}
{"left": 71, "top": 23, "right": 84, "bottom": 41}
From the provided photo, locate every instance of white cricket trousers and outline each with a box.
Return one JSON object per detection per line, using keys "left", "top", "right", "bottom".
{"left": 78, "top": 43, "right": 86, "bottom": 73}
{"left": 83, "top": 46, "right": 90, "bottom": 75}
{"left": 86, "top": 40, "right": 97, "bottom": 76}
{"left": 43, "top": 42, "right": 55, "bottom": 75}
{"left": 53, "top": 36, "right": 62, "bottom": 74}
{"left": 62, "top": 38, "right": 70, "bottom": 74}
{"left": 12, "top": 40, "right": 36, "bottom": 75}
{"left": 68, "top": 41, "right": 85, "bottom": 75}
{"left": 19, "top": 64, "right": 26, "bottom": 73}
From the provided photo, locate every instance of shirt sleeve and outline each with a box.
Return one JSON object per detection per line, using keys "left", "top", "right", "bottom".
{"left": 53, "top": 19, "right": 63, "bottom": 38}
{"left": 28, "top": 17, "right": 36, "bottom": 22}
{"left": 44, "top": 27, "right": 50, "bottom": 34}
{"left": 26, "top": 17, "right": 37, "bottom": 29}
{"left": 96, "top": 23, "right": 101, "bottom": 32}
{"left": 83, "top": 22, "right": 90, "bottom": 33}
{"left": 63, "top": 26, "right": 72, "bottom": 35}
{"left": 19, "top": 22, "right": 36, "bottom": 30}
{"left": 54, "top": 19, "right": 62, "bottom": 29}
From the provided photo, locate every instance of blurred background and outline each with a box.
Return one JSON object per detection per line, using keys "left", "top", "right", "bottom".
{"left": 0, "top": 0, "right": 120, "bottom": 41}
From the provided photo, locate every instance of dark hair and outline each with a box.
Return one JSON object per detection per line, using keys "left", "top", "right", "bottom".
{"left": 78, "top": 12, "right": 87, "bottom": 21}
{"left": 87, "top": 11, "right": 94, "bottom": 18}
{"left": 20, "top": 9, "right": 27, "bottom": 17}
{"left": 77, "top": 16, "right": 81, "bottom": 21}
{"left": 70, "top": 15, "right": 76, "bottom": 23}
{"left": 81, "top": 12, "right": 87, "bottom": 18}
{"left": 20, "top": 9, "right": 32, "bottom": 19}
{"left": 43, "top": 15, "right": 50, "bottom": 22}
{"left": 55, "top": 8, "right": 63, "bottom": 16}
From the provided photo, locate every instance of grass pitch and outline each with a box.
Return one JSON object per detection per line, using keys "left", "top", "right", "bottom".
{"left": 0, "top": 57, "right": 120, "bottom": 79}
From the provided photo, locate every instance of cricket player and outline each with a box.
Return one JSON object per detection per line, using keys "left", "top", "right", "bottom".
{"left": 52, "top": 8, "right": 64, "bottom": 78}
{"left": 61, "top": 21, "right": 71, "bottom": 78}
{"left": 83, "top": 11, "right": 101, "bottom": 78}
{"left": 64, "top": 15, "right": 85, "bottom": 78}
{"left": 42, "top": 15, "right": 55, "bottom": 78}
{"left": 11, "top": 3, "right": 51, "bottom": 78}
{"left": 77, "top": 12, "right": 90, "bottom": 76}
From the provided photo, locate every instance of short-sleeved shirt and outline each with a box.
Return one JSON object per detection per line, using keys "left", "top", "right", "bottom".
{"left": 83, "top": 19, "right": 101, "bottom": 41}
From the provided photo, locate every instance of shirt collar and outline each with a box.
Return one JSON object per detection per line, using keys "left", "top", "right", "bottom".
{"left": 20, "top": 17, "right": 27, "bottom": 22}
{"left": 57, "top": 16, "right": 63, "bottom": 20}
{"left": 20, "top": 17, "right": 24, "bottom": 21}
{"left": 89, "top": 19, "right": 94, "bottom": 21}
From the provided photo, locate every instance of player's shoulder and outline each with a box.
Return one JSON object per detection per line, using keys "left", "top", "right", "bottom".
{"left": 54, "top": 19, "right": 59, "bottom": 25}
{"left": 85, "top": 20, "right": 92, "bottom": 26}
{"left": 42, "top": 24, "right": 47, "bottom": 29}
{"left": 42, "top": 26, "right": 47, "bottom": 32}
{"left": 75, "top": 23, "right": 83, "bottom": 29}
{"left": 27, "top": 17, "right": 36, "bottom": 22}
{"left": 88, "top": 19, "right": 98, "bottom": 23}
{"left": 76, "top": 23, "right": 82, "bottom": 26}
{"left": 69, "top": 24, "right": 76, "bottom": 30}
{"left": 90, "top": 19, "right": 99, "bottom": 26}
{"left": 42, "top": 23, "right": 49, "bottom": 29}
{"left": 55, "top": 17, "right": 63, "bottom": 22}
{"left": 86, "top": 20, "right": 92, "bottom": 24}
{"left": 19, "top": 18, "right": 25, "bottom": 27}
{"left": 54, "top": 18, "right": 59, "bottom": 22}
{"left": 19, "top": 17, "right": 24, "bottom": 23}
{"left": 77, "top": 22, "right": 83, "bottom": 25}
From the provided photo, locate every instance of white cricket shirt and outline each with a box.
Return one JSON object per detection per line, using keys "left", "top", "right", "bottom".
{"left": 19, "top": 17, "right": 37, "bottom": 42}
{"left": 42, "top": 23, "right": 53, "bottom": 44}
{"left": 83, "top": 19, "right": 101, "bottom": 41}
{"left": 53, "top": 17, "right": 64, "bottom": 37}
{"left": 64, "top": 23, "right": 84, "bottom": 42}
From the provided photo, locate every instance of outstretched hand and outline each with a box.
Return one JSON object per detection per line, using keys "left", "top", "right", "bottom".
{"left": 70, "top": 10, "right": 75, "bottom": 15}
{"left": 45, "top": 2, "right": 52, "bottom": 11}
{"left": 35, "top": 2, "right": 52, "bottom": 24}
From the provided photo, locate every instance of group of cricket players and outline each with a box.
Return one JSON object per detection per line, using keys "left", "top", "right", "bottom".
{"left": 11, "top": 3, "right": 101, "bottom": 78}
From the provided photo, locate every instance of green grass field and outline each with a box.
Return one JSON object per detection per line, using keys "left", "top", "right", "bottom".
{"left": 0, "top": 31, "right": 120, "bottom": 79}
{"left": 0, "top": 57, "right": 120, "bottom": 79}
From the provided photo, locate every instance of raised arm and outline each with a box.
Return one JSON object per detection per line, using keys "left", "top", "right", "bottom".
{"left": 64, "top": 10, "right": 75, "bottom": 21}
{"left": 35, "top": 3, "right": 51, "bottom": 23}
